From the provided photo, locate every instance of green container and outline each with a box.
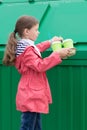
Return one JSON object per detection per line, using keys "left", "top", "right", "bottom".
{"left": 1, "top": 42, "right": 87, "bottom": 130}
{"left": 63, "top": 39, "right": 74, "bottom": 48}
{"left": 1, "top": 1, "right": 87, "bottom": 130}
{"left": 51, "top": 41, "right": 62, "bottom": 51}
{"left": 0, "top": 47, "right": 21, "bottom": 130}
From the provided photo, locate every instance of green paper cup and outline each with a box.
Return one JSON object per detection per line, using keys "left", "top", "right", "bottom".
{"left": 51, "top": 41, "right": 62, "bottom": 51}
{"left": 63, "top": 39, "right": 74, "bottom": 48}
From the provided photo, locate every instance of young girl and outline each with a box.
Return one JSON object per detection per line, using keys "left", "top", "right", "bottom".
{"left": 3, "top": 15, "right": 70, "bottom": 130}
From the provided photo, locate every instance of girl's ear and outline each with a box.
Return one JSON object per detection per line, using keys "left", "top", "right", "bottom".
{"left": 24, "top": 28, "right": 30, "bottom": 35}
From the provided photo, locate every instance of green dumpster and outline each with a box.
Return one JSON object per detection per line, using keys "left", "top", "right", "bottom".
{"left": 0, "top": 2, "right": 49, "bottom": 44}
{"left": 0, "top": 1, "right": 87, "bottom": 130}
{"left": 42, "top": 42, "right": 87, "bottom": 130}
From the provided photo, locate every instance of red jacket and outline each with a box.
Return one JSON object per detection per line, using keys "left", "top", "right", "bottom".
{"left": 15, "top": 41, "right": 62, "bottom": 113}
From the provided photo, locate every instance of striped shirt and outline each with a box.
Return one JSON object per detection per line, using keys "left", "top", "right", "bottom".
{"left": 16, "top": 39, "right": 41, "bottom": 57}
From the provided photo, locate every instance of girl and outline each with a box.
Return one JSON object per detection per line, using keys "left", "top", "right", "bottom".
{"left": 3, "top": 15, "right": 70, "bottom": 130}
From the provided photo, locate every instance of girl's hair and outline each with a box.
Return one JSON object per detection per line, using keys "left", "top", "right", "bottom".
{"left": 3, "top": 15, "right": 39, "bottom": 66}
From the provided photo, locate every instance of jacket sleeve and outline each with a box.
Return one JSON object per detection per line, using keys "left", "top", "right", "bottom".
{"left": 23, "top": 47, "right": 62, "bottom": 72}
{"left": 36, "top": 40, "right": 51, "bottom": 52}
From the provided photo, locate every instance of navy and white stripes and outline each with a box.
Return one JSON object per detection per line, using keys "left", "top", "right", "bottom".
{"left": 16, "top": 42, "right": 29, "bottom": 56}
{"left": 15, "top": 39, "right": 41, "bottom": 57}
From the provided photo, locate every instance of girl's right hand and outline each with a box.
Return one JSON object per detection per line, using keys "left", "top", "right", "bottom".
{"left": 56, "top": 48, "right": 71, "bottom": 59}
{"left": 51, "top": 36, "right": 63, "bottom": 43}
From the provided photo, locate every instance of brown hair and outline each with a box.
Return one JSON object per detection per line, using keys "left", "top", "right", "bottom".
{"left": 3, "top": 15, "right": 39, "bottom": 66}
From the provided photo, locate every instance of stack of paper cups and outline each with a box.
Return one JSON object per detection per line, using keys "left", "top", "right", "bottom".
{"left": 63, "top": 39, "right": 74, "bottom": 48}
{"left": 51, "top": 41, "right": 62, "bottom": 51}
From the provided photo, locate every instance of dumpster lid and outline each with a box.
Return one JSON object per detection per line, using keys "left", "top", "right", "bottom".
{"left": 38, "top": 1, "right": 87, "bottom": 43}
{"left": 3, "top": 0, "right": 28, "bottom": 2}
{"left": 0, "top": 2, "right": 49, "bottom": 44}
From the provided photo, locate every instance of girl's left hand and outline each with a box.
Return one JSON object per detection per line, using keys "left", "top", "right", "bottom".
{"left": 51, "top": 36, "right": 63, "bottom": 43}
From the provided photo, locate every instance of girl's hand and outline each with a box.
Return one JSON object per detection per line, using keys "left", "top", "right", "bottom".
{"left": 56, "top": 48, "right": 71, "bottom": 59}
{"left": 51, "top": 36, "right": 63, "bottom": 43}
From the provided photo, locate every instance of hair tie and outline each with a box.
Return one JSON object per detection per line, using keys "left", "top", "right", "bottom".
{"left": 14, "top": 29, "right": 17, "bottom": 34}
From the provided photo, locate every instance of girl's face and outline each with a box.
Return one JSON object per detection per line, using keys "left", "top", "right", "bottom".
{"left": 23, "top": 24, "right": 40, "bottom": 41}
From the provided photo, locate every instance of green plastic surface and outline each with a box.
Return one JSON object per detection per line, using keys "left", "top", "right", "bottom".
{"left": 0, "top": 3, "right": 49, "bottom": 44}
{"left": 3, "top": 0, "right": 28, "bottom": 2}
{"left": 38, "top": 2, "right": 87, "bottom": 42}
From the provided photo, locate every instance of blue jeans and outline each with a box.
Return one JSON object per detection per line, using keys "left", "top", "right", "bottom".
{"left": 20, "top": 111, "right": 42, "bottom": 130}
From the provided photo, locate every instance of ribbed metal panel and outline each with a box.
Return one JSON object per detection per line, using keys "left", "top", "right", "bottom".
{"left": 42, "top": 65, "right": 87, "bottom": 130}
{"left": 0, "top": 66, "right": 20, "bottom": 130}
{"left": 0, "top": 52, "right": 87, "bottom": 130}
